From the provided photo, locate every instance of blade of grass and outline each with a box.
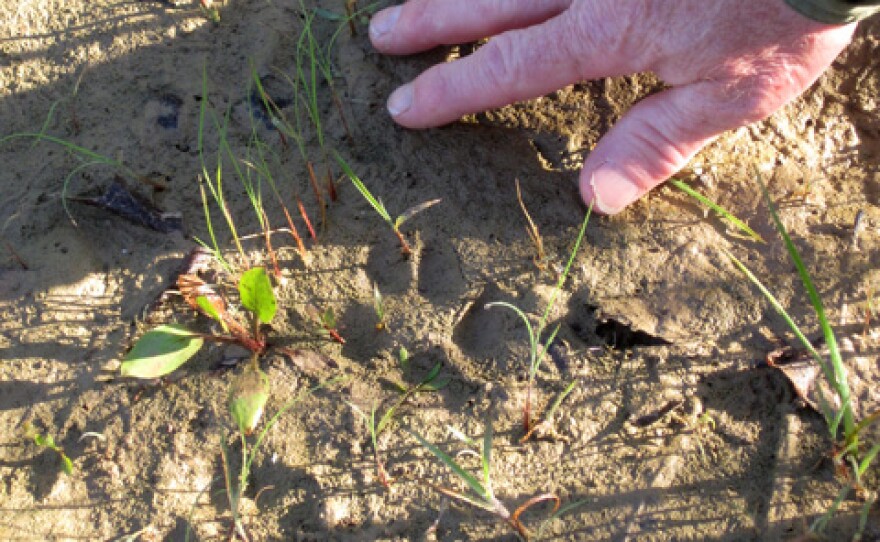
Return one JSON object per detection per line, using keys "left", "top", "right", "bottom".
{"left": 670, "top": 178, "right": 764, "bottom": 243}
{"left": 409, "top": 430, "right": 490, "bottom": 503}
{"left": 755, "top": 172, "right": 853, "bottom": 438}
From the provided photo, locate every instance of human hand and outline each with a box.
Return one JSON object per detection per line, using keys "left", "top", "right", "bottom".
{"left": 369, "top": 0, "right": 857, "bottom": 214}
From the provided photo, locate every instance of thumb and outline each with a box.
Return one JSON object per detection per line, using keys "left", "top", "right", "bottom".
{"left": 579, "top": 82, "right": 749, "bottom": 214}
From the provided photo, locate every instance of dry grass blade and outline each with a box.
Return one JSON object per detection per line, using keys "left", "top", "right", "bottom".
{"left": 515, "top": 179, "right": 546, "bottom": 268}
{"left": 509, "top": 493, "right": 561, "bottom": 540}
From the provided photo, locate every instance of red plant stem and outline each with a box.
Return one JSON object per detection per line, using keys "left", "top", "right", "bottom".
{"left": 326, "top": 327, "right": 346, "bottom": 344}
{"left": 332, "top": 91, "right": 354, "bottom": 143}
{"left": 260, "top": 208, "right": 282, "bottom": 279}
{"left": 325, "top": 169, "right": 337, "bottom": 202}
{"left": 307, "top": 161, "right": 328, "bottom": 230}
{"left": 297, "top": 197, "right": 318, "bottom": 241}
{"left": 3, "top": 241, "right": 28, "bottom": 269}
{"left": 394, "top": 228, "right": 412, "bottom": 255}
{"left": 278, "top": 199, "right": 308, "bottom": 263}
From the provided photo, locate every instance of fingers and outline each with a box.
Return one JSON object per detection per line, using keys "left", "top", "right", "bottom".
{"left": 578, "top": 83, "right": 756, "bottom": 215}
{"left": 370, "top": 0, "right": 571, "bottom": 55}
{"left": 383, "top": 9, "right": 644, "bottom": 129}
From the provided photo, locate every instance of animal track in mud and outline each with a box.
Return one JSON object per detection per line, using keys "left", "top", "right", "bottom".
{"left": 142, "top": 93, "right": 189, "bottom": 152}
{"left": 416, "top": 242, "right": 466, "bottom": 303}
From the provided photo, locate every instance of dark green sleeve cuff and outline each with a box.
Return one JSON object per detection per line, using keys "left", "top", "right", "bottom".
{"left": 785, "top": 0, "right": 880, "bottom": 23}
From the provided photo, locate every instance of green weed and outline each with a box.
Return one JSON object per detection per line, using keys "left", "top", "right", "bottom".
{"left": 24, "top": 423, "right": 74, "bottom": 476}
{"left": 722, "top": 172, "right": 878, "bottom": 536}
{"left": 486, "top": 206, "right": 591, "bottom": 439}
{"left": 335, "top": 152, "right": 441, "bottom": 255}
{"left": 410, "top": 414, "right": 559, "bottom": 540}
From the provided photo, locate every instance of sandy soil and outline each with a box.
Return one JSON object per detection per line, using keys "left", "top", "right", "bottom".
{"left": 1, "top": 1, "right": 879, "bottom": 540}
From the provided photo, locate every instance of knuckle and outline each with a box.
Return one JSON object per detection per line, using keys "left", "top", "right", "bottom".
{"left": 476, "top": 35, "right": 522, "bottom": 97}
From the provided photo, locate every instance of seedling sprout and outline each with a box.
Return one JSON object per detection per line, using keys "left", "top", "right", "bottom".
{"left": 24, "top": 423, "right": 73, "bottom": 476}
{"left": 486, "top": 206, "right": 591, "bottom": 439}
{"left": 410, "top": 414, "right": 560, "bottom": 540}
{"left": 349, "top": 357, "right": 447, "bottom": 488}
{"left": 335, "top": 152, "right": 441, "bottom": 255}
{"left": 120, "top": 267, "right": 276, "bottom": 379}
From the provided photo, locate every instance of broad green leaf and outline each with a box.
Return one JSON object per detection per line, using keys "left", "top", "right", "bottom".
{"left": 239, "top": 267, "right": 277, "bottom": 323}
{"left": 120, "top": 324, "right": 203, "bottom": 379}
{"left": 229, "top": 366, "right": 270, "bottom": 435}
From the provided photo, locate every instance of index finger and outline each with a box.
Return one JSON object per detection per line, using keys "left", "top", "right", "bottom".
{"left": 385, "top": 8, "right": 647, "bottom": 128}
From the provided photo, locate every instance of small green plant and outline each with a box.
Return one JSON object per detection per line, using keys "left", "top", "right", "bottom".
{"left": 373, "top": 283, "right": 387, "bottom": 331}
{"left": 722, "top": 172, "right": 878, "bottom": 536}
{"left": 216, "top": 376, "right": 344, "bottom": 540}
{"left": 199, "top": 0, "right": 221, "bottom": 23}
{"left": 335, "top": 152, "right": 441, "bottom": 255}
{"left": 410, "top": 415, "right": 559, "bottom": 540}
{"left": 24, "top": 423, "right": 73, "bottom": 476}
{"left": 349, "top": 355, "right": 447, "bottom": 488}
{"left": 308, "top": 305, "right": 345, "bottom": 344}
{"left": 486, "top": 207, "right": 591, "bottom": 440}
{"left": 120, "top": 267, "right": 276, "bottom": 379}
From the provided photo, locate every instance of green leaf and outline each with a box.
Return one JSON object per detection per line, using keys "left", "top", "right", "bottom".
{"left": 398, "top": 346, "right": 409, "bottom": 369}
{"left": 228, "top": 366, "right": 270, "bottom": 436}
{"left": 196, "top": 295, "right": 224, "bottom": 324}
{"left": 409, "top": 429, "right": 490, "bottom": 503}
{"left": 120, "top": 324, "right": 204, "bottom": 379}
{"left": 670, "top": 178, "right": 764, "bottom": 243}
{"left": 335, "top": 152, "right": 393, "bottom": 224}
{"left": 34, "top": 434, "right": 53, "bottom": 448}
{"left": 239, "top": 267, "right": 277, "bottom": 324}
{"left": 60, "top": 453, "right": 74, "bottom": 475}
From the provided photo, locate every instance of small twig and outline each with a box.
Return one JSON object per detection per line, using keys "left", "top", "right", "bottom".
{"left": 3, "top": 241, "right": 28, "bottom": 269}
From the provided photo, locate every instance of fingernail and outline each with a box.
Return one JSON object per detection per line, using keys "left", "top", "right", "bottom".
{"left": 370, "top": 6, "right": 401, "bottom": 41}
{"left": 587, "top": 166, "right": 640, "bottom": 214}
{"left": 387, "top": 83, "right": 413, "bottom": 117}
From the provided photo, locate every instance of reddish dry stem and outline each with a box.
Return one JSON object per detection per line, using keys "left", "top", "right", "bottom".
{"left": 393, "top": 228, "right": 412, "bottom": 255}
{"left": 259, "top": 208, "right": 282, "bottom": 279}
{"left": 3, "top": 241, "right": 28, "bottom": 269}
{"left": 332, "top": 91, "right": 354, "bottom": 143}
{"left": 307, "top": 161, "right": 328, "bottom": 230}
{"left": 509, "top": 493, "right": 561, "bottom": 540}
{"left": 279, "top": 200, "right": 309, "bottom": 263}
{"left": 325, "top": 169, "right": 337, "bottom": 202}
{"left": 297, "top": 197, "right": 318, "bottom": 241}
{"left": 276, "top": 127, "right": 288, "bottom": 150}
{"left": 326, "top": 327, "right": 346, "bottom": 344}
{"left": 344, "top": 0, "right": 357, "bottom": 36}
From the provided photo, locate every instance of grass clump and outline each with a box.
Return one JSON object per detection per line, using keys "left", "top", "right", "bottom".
{"left": 721, "top": 172, "right": 878, "bottom": 536}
